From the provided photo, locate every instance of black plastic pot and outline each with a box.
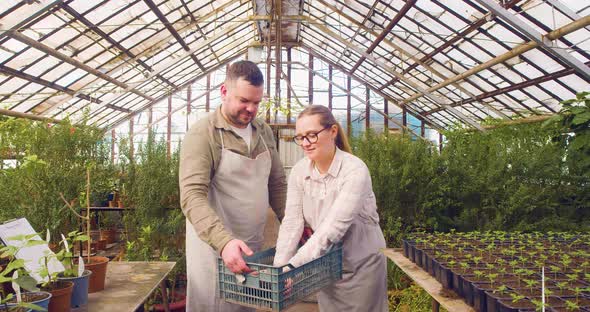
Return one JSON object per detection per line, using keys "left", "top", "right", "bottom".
{"left": 460, "top": 274, "right": 476, "bottom": 305}
{"left": 421, "top": 249, "right": 435, "bottom": 274}
{"left": 485, "top": 289, "right": 514, "bottom": 312}
{"left": 403, "top": 240, "right": 412, "bottom": 258}
{"left": 452, "top": 269, "right": 466, "bottom": 296}
{"left": 407, "top": 242, "right": 416, "bottom": 262}
{"left": 472, "top": 282, "right": 493, "bottom": 312}
{"left": 438, "top": 264, "right": 454, "bottom": 290}
{"left": 431, "top": 258, "right": 441, "bottom": 282}
{"left": 415, "top": 248, "right": 423, "bottom": 267}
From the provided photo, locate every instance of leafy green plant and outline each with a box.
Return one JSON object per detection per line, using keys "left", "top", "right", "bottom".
{"left": 564, "top": 299, "right": 580, "bottom": 311}
{"left": 0, "top": 234, "right": 48, "bottom": 311}
{"left": 0, "top": 234, "right": 43, "bottom": 292}
{"left": 510, "top": 293, "right": 525, "bottom": 303}
{"left": 125, "top": 224, "right": 155, "bottom": 261}
{"left": 494, "top": 284, "right": 509, "bottom": 295}
{"left": 0, "top": 116, "right": 113, "bottom": 240}
{"left": 522, "top": 278, "right": 537, "bottom": 292}
{"left": 545, "top": 91, "right": 590, "bottom": 173}
{"left": 555, "top": 281, "right": 568, "bottom": 292}
{"left": 486, "top": 273, "right": 498, "bottom": 288}
{"left": 55, "top": 231, "right": 89, "bottom": 277}
{"left": 473, "top": 270, "right": 483, "bottom": 280}
{"left": 530, "top": 298, "right": 545, "bottom": 312}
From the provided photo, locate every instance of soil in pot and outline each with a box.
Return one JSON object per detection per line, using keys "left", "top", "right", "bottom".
{"left": 548, "top": 287, "right": 577, "bottom": 297}
{"left": 497, "top": 297, "right": 536, "bottom": 312}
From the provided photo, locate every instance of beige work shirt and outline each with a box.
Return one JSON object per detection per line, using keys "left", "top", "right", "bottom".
{"left": 274, "top": 148, "right": 383, "bottom": 268}
{"left": 179, "top": 108, "right": 287, "bottom": 253}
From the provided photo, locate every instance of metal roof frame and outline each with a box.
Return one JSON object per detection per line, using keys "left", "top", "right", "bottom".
{"left": 0, "top": 0, "right": 587, "bottom": 132}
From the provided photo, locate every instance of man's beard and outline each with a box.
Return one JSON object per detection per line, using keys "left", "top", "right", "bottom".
{"left": 228, "top": 110, "right": 253, "bottom": 127}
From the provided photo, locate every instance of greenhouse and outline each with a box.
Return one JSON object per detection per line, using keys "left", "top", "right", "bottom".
{"left": 0, "top": 0, "right": 588, "bottom": 311}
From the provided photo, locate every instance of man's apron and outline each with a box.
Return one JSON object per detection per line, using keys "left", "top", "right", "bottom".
{"left": 186, "top": 130, "right": 271, "bottom": 311}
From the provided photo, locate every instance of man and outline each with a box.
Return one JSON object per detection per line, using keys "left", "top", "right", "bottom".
{"left": 179, "top": 60, "right": 287, "bottom": 311}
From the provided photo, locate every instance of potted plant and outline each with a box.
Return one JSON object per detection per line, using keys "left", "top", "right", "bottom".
{"left": 0, "top": 234, "right": 52, "bottom": 312}
{"left": 98, "top": 213, "right": 119, "bottom": 245}
{"left": 55, "top": 232, "right": 92, "bottom": 308}
{"left": 38, "top": 255, "right": 74, "bottom": 312}
{"left": 66, "top": 168, "right": 110, "bottom": 294}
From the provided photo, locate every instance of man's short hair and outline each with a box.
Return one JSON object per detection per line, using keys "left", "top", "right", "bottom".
{"left": 226, "top": 60, "right": 264, "bottom": 86}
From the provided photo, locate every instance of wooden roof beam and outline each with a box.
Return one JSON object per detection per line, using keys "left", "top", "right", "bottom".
{"left": 143, "top": 0, "right": 206, "bottom": 72}
{"left": 400, "top": 15, "right": 590, "bottom": 105}
{"left": 380, "top": 0, "right": 522, "bottom": 90}
{"left": 0, "top": 64, "right": 130, "bottom": 113}
{"left": 7, "top": 30, "right": 155, "bottom": 102}
{"left": 300, "top": 45, "right": 442, "bottom": 135}
{"left": 104, "top": 50, "right": 246, "bottom": 131}
{"left": 179, "top": 0, "right": 220, "bottom": 63}
{"left": 72, "top": 19, "right": 249, "bottom": 122}
{"left": 475, "top": 0, "right": 590, "bottom": 81}
{"left": 59, "top": 2, "right": 177, "bottom": 89}
{"left": 313, "top": 0, "right": 508, "bottom": 121}
{"left": 350, "top": 0, "right": 416, "bottom": 74}
{"left": 302, "top": 16, "right": 485, "bottom": 130}
{"left": 424, "top": 61, "right": 590, "bottom": 116}
{"left": 0, "top": 108, "right": 62, "bottom": 123}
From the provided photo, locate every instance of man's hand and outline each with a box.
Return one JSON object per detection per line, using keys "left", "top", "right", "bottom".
{"left": 221, "top": 239, "right": 254, "bottom": 274}
{"left": 299, "top": 227, "right": 313, "bottom": 245}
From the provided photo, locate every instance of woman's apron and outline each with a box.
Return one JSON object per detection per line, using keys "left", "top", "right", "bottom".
{"left": 303, "top": 173, "right": 388, "bottom": 312}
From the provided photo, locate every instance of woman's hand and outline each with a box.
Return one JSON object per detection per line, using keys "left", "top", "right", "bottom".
{"left": 282, "top": 264, "right": 297, "bottom": 296}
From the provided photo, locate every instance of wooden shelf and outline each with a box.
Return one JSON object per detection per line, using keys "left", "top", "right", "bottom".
{"left": 382, "top": 248, "right": 474, "bottom": 312}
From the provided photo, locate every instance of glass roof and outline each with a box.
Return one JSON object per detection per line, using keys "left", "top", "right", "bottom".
{"left": 0, "top": 0, "right": 588, "bottom": 131}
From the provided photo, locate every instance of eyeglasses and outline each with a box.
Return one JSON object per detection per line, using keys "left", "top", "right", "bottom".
{"left": 293, "top": 125, "right": 332, "bottom": 146}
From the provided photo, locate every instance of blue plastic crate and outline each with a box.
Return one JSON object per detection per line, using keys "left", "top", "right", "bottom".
{"left": 217, "top": 244, "right": 343, "bottom": 311}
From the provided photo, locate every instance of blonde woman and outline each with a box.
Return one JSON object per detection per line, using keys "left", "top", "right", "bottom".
{"left": 273, "top": 105, "right": 388, "bottom": 311}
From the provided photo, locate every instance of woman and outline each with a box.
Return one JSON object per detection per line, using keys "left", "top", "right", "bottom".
{"left": 273, "top": 105, "right": 388, "bottom": 311}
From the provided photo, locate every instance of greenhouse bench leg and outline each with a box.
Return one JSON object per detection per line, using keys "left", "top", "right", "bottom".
{"left": 431, "top": 298, "right": 440, "bottom": 312}
{"left": 160, "top": 280, "right": 170, "bottom": 312}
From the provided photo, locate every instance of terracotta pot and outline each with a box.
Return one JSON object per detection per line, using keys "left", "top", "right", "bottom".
{"left": 100, "top": 229, "right": 117, "bottom": 244}
{"left": 82, "top": 256, "right": 109, "bottom": 293}
{"left": 82, "top": 241, "right": 98, "bottom": 253}
{"left": 44, "top": 280, "right": 74, "bottom": 312}
{"left": 96, "top": 239, "right": 107, "bottom": 251}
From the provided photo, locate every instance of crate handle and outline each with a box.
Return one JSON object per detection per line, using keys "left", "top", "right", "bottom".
{"left": 280, "top": 242, "right": 341, "bottom": 271}
{"left": 235, "top": 273, "right": 246, "bottom": 284}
